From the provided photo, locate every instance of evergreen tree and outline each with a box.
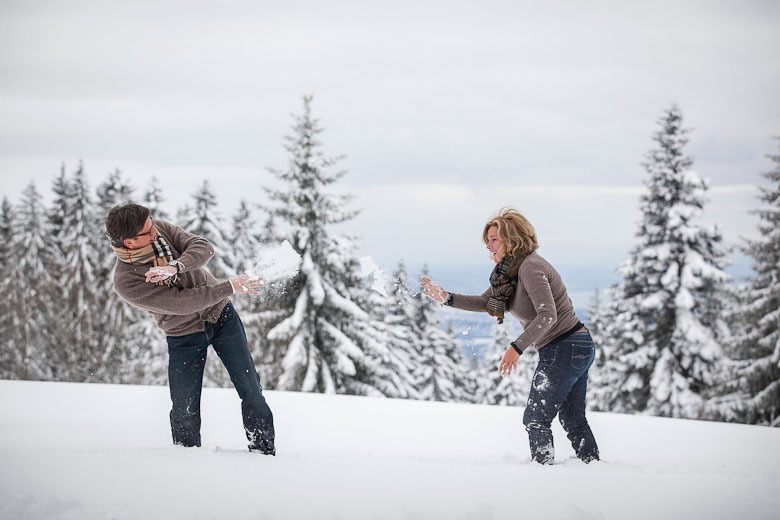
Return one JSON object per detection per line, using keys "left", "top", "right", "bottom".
{"left": 413, "top": 267, "right": 472, "bottom": 402}
{"left": 264, "top": 95, "right": 385, "bottom": 396}
{"left": 7, "top": 184, "right": 58, "bottom": 381}
{"left": 42, "top": 165, "right": 73, "bottom": 378}
{"left": 709, "top": 138, "right": 780, "bottom": 426}
{"left": 48, "top": 163, "right": 70, "bottom": 248}
{"left": 59, "top": 164, "right": 104, "bottom": 381}
{"left": 382, "top": 260, "right": 424, "bottom": 399}
{"left": 592, "top": 105, "right": 730, "bottom": 418}
{"left": 179, "top": 180, "right": 235, "bottom": 280}
{"left": 0, "top": 197, "right": 17, "bottom": 379}
{"left": 357, "top": 260, "right": 419, "bottom": 399}
{"left": 143, "top": 176, "right": 169, "bottom": 221}
{"left": 478, "top": 322, "right": 535, "bottom": 406}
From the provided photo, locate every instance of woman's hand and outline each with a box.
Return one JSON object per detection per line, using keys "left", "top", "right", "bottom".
{"left": 499, "top": 347, "right": 520, "bottom": 376}
{"left": 420, "top": 276, "right": 448, "bottom": 304}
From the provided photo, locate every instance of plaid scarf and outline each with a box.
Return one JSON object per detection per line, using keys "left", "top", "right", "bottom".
{"left": 112, "top": 236, "right": 179, "bottom": 287}
{"left": 486, "top": 254, "right": 525, "bottom": 324}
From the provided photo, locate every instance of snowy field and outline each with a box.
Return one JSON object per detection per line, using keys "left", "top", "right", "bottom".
{"left": 1, "top": 380, "right": 779, "bottom": 520}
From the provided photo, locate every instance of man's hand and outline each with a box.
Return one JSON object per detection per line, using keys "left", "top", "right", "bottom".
{"left": 499, "top": 347, "right": 521, "bottom": 377}
{"left": 231, "top": 274, "right": 265, "bottom": 295}
{"left": 420, "top": 276, "right": 448, "bottom": 304}
{"left": 146, "top": 266, "right": 177, "bottom": 284}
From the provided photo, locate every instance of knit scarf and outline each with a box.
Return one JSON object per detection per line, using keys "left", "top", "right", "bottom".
{"left": 112, "top": 236, "right": 179, "bottom": 287}
{"left": 486, "top": 254, "right": 525, "bottom": 324}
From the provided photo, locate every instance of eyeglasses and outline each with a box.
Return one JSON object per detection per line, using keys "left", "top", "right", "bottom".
{"left": 133, "top": 219, "right": 156, "bottom": 239}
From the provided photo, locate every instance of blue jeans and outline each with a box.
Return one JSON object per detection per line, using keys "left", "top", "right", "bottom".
{"left": 523, "top": 331, "right": 599, "bottom": 464}
{"left": 166, "top": 302, "right": 275, "bottom": 453}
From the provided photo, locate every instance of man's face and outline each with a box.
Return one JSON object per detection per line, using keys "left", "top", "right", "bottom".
{"left": 123, "top": 217, "right": 158, "bottom": 249}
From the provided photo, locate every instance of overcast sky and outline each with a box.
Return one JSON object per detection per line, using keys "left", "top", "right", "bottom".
{"left": 1, "top": 0, "right": 779, "bottom": 306}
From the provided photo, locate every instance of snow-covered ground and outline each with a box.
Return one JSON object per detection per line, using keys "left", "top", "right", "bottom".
{"left": 1, "top": 379, "right": 778, "bottom": 520}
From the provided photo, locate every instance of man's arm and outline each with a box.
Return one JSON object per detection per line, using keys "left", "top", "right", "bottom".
{"left": 116, "top": 273, "right": 234, "bottom": 316}
{"left": 155, "top": 220, "right": 216, "bottom": 272}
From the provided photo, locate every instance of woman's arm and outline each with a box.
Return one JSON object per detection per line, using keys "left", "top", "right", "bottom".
{"left": 421, "top": 276, "right": 491, "bottom": 313}
{"left": 450, "top": 289, "right": 491, "bottom": 313}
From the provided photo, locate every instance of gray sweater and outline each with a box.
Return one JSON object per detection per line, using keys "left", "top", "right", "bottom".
{"left": 450, "top": 252, "right": 580, "bottom": 352}
{"left": 113, "top": 220, "right": 233, "bottom": 337}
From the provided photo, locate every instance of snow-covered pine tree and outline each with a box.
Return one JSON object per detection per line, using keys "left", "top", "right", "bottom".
{"left": 0, "top": 197, "right": 17, "bottom": 379}
{"left": 59, "top": 164, "right": 105, "bottom": 382}
{"left": 477, "top": 322, "right": 535, "bottom": 406}
{"left": 179, "top": 180, "right": 236, "bottom": 280}
{"left": 354, "top": 260, "right": 419, "bottom": 399}
{"left": 709, "top": 137, "right": 780, "bottom": 426}
{"left": 592, "top": 105, "right": 730, "bottom": 418}
{"left": 143, "top": 176, "right": 170, "bottom": 221}
{"left": 41, "top": 165, "right": 75, "bottom": 379}
{"left": 6, "top": 183, "right": 58, "bottom": 381}
{"left": 413, "top": 266, "right": 473, "bottom": 402}
{"left": 48, "top": 164, "right": 70, "bottom": 251}
{"left": 585, "top": 288, "right": 610, "bottom": 409}
{"left": 381, "top": 260, "right": 424, "bottom": 399}
{"left": 264, "top": 95, "right": 387, "bottom": 396}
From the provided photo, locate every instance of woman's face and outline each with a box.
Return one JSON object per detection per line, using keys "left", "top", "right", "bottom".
{"left": 486, "top": 225, "right": 506, "bottom": 263}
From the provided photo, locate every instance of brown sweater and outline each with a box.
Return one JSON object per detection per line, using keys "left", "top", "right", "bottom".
{"left": 450, "top": 252, "right": 580, "bottom": 352}
{"left": 113, "top": 220, "right": 234, "bottom": 337}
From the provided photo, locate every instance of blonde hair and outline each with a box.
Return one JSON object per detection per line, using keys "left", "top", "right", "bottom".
{"left": 482, "top": 207, "right": 539, "bottom": 258}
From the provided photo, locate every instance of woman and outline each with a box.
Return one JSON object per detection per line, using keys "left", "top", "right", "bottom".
{"left": 421, "top": 208, "right": 599, "bottom": 464}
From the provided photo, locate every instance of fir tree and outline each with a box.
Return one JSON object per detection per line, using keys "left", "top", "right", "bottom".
{"left": 0, "top": 197, "right": 17, "bottom": 379}
{"left": 478, "top": 322, "right": 535, "bottom": 406}
{"left": 709, "top": 137, "right": 780, "bottom": 426}
{"left": 264, "top": 95, "right": 386, "bottom": 396}
{"left": 7, "top": 184, "right": 58, "bottom": 381}
{"left": 358, "top": 260, "right": 419, "bottom": 399}
{"left": 179, "top": 180, "right": 235, "bottom": 280}
{"left": 59, "top": 164, "right": 104, "bottom": 381}
{"left": 143, "top": 176, "right": 169, "bottom": 221}
{"left": 413, "top": 267, "right": 472, "bottom": 402}
{"left": 592, "top": 105, "right": 730, "bottom": 418}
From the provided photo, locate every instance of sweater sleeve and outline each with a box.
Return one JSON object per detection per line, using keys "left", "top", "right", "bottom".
{"left": 512, "top": 265, "right": 558, "bottom": 351}
{"left": 115, "top": 273, "right": 234, "bottom": 316}
{"left": 155, "top": 220, "right": 216, "bottom": 272}
{"left": 450, "top": 288, "right": 491, "bottom": 313}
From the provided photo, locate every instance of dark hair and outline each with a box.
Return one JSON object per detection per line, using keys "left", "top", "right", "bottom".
{"left": 105, "top": 203, "right": 151, "bottom": 247}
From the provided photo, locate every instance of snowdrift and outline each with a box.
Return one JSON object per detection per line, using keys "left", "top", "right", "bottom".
{"left": 1, "top": 379, "right": 778, "bottom": 519}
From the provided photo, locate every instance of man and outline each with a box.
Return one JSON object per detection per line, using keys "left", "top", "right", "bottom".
{"left": 105, "top": 203, "right": 275, "bottom": 455}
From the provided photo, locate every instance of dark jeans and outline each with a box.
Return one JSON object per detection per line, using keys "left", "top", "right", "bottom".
{"left": 166, "top": 302, "right": 275, "bottom": 453}
{"left": 523, "top": 331, "right": 599, "bottom": 464}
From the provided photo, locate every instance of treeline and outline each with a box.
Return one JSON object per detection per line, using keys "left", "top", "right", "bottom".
{"left": 0, "top": 99, "right": 777, "bottom": 426}
{"left": 0, "top": 96, "right": 483, "bottom": 403}
{"left": 585, "top": 106, "right": 779, "bottom": 426}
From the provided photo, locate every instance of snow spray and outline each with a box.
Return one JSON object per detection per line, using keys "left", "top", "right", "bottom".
{"left": 359, "top": 256, "right": 389, "bottom": 297}
{"left": 245, "top": 240, "right": 302, "bottom": 298}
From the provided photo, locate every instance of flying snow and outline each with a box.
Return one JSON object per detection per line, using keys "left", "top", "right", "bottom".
{"left": 246, "top": 240, "right": 302, "bottom": 282}
{"left": 359, "top": 256, "right": 389, "bottom": 297}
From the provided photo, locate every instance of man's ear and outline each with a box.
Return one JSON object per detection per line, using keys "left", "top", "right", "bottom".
{"left": 123, "top": 239, "right": 134, "bottom": 249}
